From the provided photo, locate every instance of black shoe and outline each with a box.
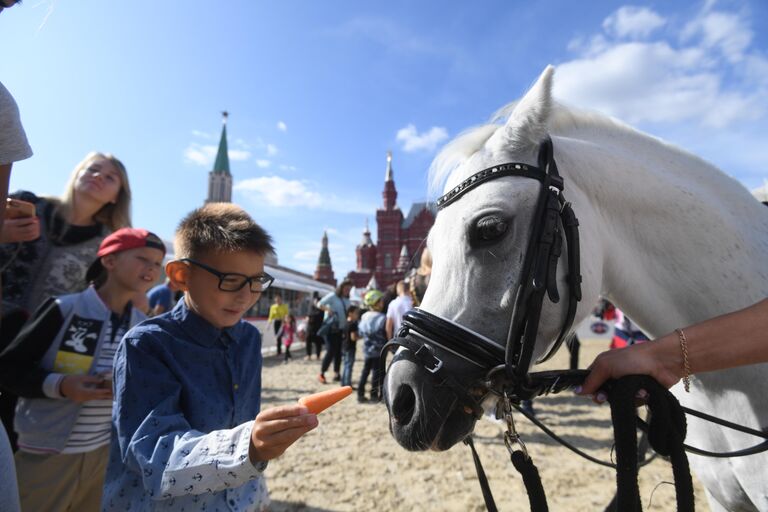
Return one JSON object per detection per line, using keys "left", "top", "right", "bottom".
{"left": 357, "top": 396, "right": 368, "bottom": 403}
{"left": 332, "top": 374, "right": 341, "bottom": 382}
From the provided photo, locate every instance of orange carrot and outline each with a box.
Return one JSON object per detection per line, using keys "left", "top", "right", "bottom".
{"left": 298, "top": 386, "right": 353, "bottom": 414}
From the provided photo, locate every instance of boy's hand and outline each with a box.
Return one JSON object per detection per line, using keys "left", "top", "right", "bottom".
{"left": 249, "top": 404, "right": 318, "bottom": 464}
{"left": 60, "top": 375, "right": 113, "bottom": 402}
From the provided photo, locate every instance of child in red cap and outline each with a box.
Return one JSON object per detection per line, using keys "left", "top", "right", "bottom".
{"left": 0, "top": 227, "right": 165, "bottom": 511}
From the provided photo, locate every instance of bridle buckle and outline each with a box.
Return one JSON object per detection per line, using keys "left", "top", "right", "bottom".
{"left": 414, "top": 344, "right": 444, "bottom": 374}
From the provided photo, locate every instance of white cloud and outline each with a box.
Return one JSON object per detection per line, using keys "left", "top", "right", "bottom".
{"left": 184, "top": 144, "right": 216, "bottom": 166}
{"left": 266, "top": 144, "right": 278, "bottom": 156}
{"left": 183, "top": 143, "right": 251, "bottom": 167}
{"left": 235, "top": 176, "right": 374, "bottom": 214}
{"left": 554, "top": 4, "right": 768, "bottom": 129}
{"left": 396, "top": 124, "right": 449, "bottom": 152}
{"left": 681, "top": 9, "right": 752, "bottom": 63}
{"left": 236, "top": 176, "right": 322, "bottom": 208}
{"left": 256, "top": 159, "right": 271, "bottom": 168}
{"left": 294, "top": 249, "right": 320, "bottom": 262}
{"left": 279, "top": 164, "right": 297, "bottom": 172}
{"left": 191, "top": 130, "right": 212, "bottom": 139}
{"left": 277, "top": 121, "right": 288, "bottom": 132}
{"left": 228, "top": 150, "right": 251, "bottom": 161}
{"left": 602, "top": 6, "right": 666, "bottom": 39}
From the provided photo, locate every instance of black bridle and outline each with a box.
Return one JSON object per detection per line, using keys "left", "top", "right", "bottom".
{"left": 386, "top": 136, "right": 584, "bottom": 406}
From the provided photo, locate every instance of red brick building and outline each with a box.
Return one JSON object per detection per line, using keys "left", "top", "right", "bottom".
{"left": 347, "top": 152, "right": 435, "bottom": 290}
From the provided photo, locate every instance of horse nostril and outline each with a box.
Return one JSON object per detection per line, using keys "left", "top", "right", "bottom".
{"left": 392, "top": 384, "right": 416, "bottom": 426}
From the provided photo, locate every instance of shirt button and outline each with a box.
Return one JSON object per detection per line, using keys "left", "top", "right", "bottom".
{"left": 233, "top": 384, "right": 239, "bottom": 390}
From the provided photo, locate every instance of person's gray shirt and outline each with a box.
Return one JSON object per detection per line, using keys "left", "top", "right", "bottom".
{"left": 0, "top": 81, "right": 33, "bottom": 164}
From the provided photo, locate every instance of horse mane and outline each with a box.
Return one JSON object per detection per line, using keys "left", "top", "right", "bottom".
{"left": 428, "top": 101, "right": 707, "bottom": 197}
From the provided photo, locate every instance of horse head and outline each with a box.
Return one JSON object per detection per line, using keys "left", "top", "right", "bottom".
{"left": 384, "top": 66, "right": 602, "bottom": 452}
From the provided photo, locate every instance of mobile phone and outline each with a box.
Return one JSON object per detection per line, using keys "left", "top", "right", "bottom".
{"left": 5, "top": 198, "right": 36, "bottom": 219}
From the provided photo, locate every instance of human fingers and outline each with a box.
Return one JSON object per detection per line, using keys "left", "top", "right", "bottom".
{"left": 0, "top": 218, "right": 36, "bottom": 242}
{"left": 253, "top": 411, "right": 318, "bottom": 437}
{"left": 576, "top": 355, "right": 612, "bottom": 396}
{"left": 251, "top": 421, "right": 318, "bottom": 461}
{"left": 255, "top": 404, "right": 311, "bottom": 422}
{"left": 254, "top": 420, "right": 317, "bottom": 446}
{"left": 77, "top": 375, "right": 106, "bottom": 386}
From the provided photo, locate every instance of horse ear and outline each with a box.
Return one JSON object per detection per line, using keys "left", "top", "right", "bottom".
{"left": 487, "top": 65, "right": 554, "bottom": 153}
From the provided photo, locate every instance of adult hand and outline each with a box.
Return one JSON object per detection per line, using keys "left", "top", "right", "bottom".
{"left": 0, "top": 216, "right": 40, "bottom": 243}
{"left": 249, "top": 404, "right": 318, "bottom": 463}
{"left": 577, "top": 335, "right": 683, "bottom": 402}
{"left": 60, "top": 374, "right": 113, "bottom": 402}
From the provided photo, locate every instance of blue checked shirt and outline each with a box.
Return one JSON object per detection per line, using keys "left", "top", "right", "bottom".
{"left": 102, "top": 300, "right": 269, "bottom": 511}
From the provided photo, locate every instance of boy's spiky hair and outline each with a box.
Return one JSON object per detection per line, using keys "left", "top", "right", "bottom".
{"left": 174, "top": 203, "right": 274, "bottom": 259}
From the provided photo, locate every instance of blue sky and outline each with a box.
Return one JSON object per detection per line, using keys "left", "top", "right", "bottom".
{"left": 3, "top": 0, "right": 767, "bottom": 276}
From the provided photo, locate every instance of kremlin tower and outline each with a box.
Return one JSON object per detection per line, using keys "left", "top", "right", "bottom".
{"left": 206, "top": 111, "right": 233, "bottom": 203}
{"left": 313, "top": 231, "right": 337, "bottom": 287}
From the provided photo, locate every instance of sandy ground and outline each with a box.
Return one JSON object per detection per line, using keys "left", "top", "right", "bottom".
{"left": 256, "top": 334, "right": 711, "bottom": 511}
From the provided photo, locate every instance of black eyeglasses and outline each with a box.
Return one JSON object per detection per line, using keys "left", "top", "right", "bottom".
{"left": 180, "top": 258, "right": 274, "bottom": 293}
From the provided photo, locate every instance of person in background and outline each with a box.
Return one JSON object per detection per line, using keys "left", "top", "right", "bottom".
{"left": 146, "top": 277, "right": 178, "bottom": 316}
{"left": 280, "top": 313, "right": 296, "bottom": 363}
{"left": 407, "top": 247, "right": 432, "bottom": 307}
{"left": 1, "top": 151, "right": 132, "bottom": 336}
{"left": 357, "top": 290, "right": 387, "bottom": 403}
{"left": 305, "top": 292, "right": 324, "bottom": 360}
{"left": 317, "top": 280, "right": 352, "bottom": 384}
{"left": 102, "top": 204, "right": 317, "bottom": 511}
{"left": 385, "top": 280, "right": 412, "bottom": 341}
{"left": 0, "top": 228, "right": 164, "bottom": 511}
{"left": 578, "top": 298, "right": 768, "bottom": 401}
{"left": 609, "top": 306, "right": 649, "bottom": 349}
{"left": 0, "top": 72, "right": 34, "bottom": 512}
{"left": 340, "top": 305, "right": 360, "bottom": 387}
{"left": 267, "top": 294, "right": 289, "bottom": 356}
{"left": 0, "top": 151, "right": 131, "bottom": 452}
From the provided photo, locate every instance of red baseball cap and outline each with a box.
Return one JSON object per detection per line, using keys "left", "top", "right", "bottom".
{"left": 86, "top": 228, "right": 166, "bottom": 284}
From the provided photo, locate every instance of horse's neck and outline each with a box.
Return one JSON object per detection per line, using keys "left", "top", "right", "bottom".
{"left": 558, "top": 135, "right": 768, "bottom": 337}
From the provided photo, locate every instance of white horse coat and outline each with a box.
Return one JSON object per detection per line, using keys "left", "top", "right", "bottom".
{"left": 420, "top": 66, "right": 768, "bottom": 511}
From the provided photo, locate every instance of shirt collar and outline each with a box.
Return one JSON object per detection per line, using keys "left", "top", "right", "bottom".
{"left": 171, "top": 299, "right": 244, "bottom": 347}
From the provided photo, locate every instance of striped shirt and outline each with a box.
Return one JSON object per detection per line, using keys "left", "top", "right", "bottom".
{"left": 62, "top": 312, "right": 128, "bottom": 454}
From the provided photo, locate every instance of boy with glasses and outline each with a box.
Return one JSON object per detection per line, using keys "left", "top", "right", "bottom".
{"left": 102, "top": 203, "right": 318, "bottom": 511}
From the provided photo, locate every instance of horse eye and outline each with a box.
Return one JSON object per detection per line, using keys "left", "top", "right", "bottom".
{"left": 471, "top": 215, "right": 508, "bottom": 245}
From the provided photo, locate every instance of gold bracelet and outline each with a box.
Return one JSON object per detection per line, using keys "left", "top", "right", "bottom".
{"left": 675, "top": 328, "right": 692, "bottom": 392}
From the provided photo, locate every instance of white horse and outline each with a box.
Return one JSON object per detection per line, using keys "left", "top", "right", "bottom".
{"left": 384, "top": 66, "right": 768, "bottom": 511}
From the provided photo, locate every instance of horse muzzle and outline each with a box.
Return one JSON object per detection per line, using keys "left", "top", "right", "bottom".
{"left": 384, "top": 336, "right": 488, "bottom": 451}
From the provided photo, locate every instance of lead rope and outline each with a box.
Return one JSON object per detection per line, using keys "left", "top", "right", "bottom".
{"left": 465, "top": 377, "right": 696, "bottom": 512}
{"left": 465, "top": 393, "right": 549, "bottom": 512}
{"left": 608, "top": 375, "right": 694, "bottom": 512}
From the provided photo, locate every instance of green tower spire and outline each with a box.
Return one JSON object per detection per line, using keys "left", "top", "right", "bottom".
{"left": 213, "top": 111, "right": 230, "bottom": 175}
{"left": 317, "top": 231, "right": 332, "bottom": 266}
